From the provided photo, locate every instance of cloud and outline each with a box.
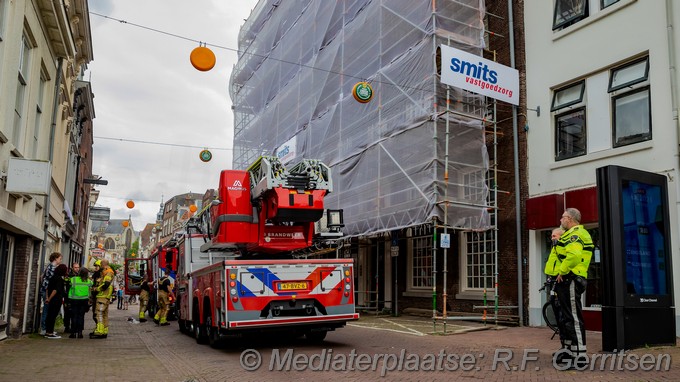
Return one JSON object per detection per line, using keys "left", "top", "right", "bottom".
{"left": 87, "top": 0, "right": 258, "bottom": 229}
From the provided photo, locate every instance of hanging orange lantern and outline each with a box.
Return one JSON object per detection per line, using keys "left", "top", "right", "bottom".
{"left": 190, "top": 45, "right": 216, "bottom": 72}
{"left": 189, "top": 205, "right": 198, "bottom": 213}
{"left": 126, "top": 200, "right": 135, "bottom": 209}
{"left": 97, "top": 243, "right": 103, "bottom": 249}
{"left": 122, "top": 220, "right": 129, "bottom": 228}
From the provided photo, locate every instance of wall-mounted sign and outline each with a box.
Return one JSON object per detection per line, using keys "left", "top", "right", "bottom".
{"left": 89, "top": 207, "right": 111, "bottom": 221}
{"left": 352, "top": 81, "right": 373, "bottom": 103}
{"left": 439, "top": 44, "right": 519, "bottom": 105}
{"left": 5, "top": 158, "right": 51, "bottom": 195}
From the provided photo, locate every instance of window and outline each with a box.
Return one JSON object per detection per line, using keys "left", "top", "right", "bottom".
{"left": 461, "top": 230, "right": 495, "bottom": 291}
{"left": 608, "top": 57, "right": 649, "bottom": 92}
{"left": 0, "top": 0, "right": 6, "bottom": 41}
{"left": 551, "top": 80, "right": 585, "bottom": 111}
{"left": 33, "top": 73, "right": 47, "bottom": 158}
{"left": 609, "top": 57, "right": 651, "bottom": 148}
{"left": 556, "top": 108, "right": 587, "bottom": 160}
{"left": 407, "top": 226, "right": 434, "bottom": 291}
{"left": 553, "top": 0, "right": 588, "bottom": 30}
{"left": 552, "top": 81, "right": 587, "bottom": 161}
{"left": 613, "top": 87, "right": 651, "bottom": 147}
{"left": 411, "top": 235, "right": 432, "bottom": 289}
{"left": 13, "top": 34, "right": 32, "bottom": 151}
{"left": 601, "top": 0, "right": 620, "bottom": 9}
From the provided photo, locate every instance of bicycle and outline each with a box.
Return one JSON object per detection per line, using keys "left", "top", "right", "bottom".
{"left": 539, "top": 277, "right": 560, "bottom": 340}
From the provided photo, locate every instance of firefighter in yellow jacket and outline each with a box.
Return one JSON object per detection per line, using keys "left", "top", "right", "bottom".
{"left": 91, "top": 259, "right": 115, "bottom": 339}
{"left": 154, "top": 268, "right": 175, "bottom": 326}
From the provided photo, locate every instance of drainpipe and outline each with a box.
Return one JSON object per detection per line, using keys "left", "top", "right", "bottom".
{"left": 507, "top": 0, "right": 524, "bottom": 325}
{"left": 34, "top": 57, "right": 63, "bottom": 331}
{"left": 666, "top": 0, "right": 680, "bottom": 317}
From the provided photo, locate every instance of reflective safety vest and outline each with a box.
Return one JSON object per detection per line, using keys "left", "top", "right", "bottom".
{"left": 68, "top": 277, "right": 93, "bottom": 299}
{"left": 544, "top": 244, "right": 563, "bottom": 276}
{"left": 558, "top": 225, "right": 594, "bottom": 278}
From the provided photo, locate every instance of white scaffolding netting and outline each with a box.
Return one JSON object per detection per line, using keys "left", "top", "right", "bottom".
{"left": 230, "top": 0, "right": 491, "bottom": 236}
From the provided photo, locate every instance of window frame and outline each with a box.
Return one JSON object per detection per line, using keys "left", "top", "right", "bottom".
{"left": 555, "top": 106, "right": 587, "bottom": 161}
{"left": 553, "top": 0, "right": 589, "bottom": 30}
{"left": 611, "top": 85, "right": 652, "bottom": 148}
{"left": 608, "top": 56, "right": 649, "bottom": 93}
{"left": 409, "top": 233, "right": 433, "bottom": 290}
{"left": 459, "top": 230, "right": 496, "bottom": 293}
{"left": 551, "top": 80, "right": 586, "bottom": 112}
{"left": 601, "top": 0, "right": 620, "bottom": 9}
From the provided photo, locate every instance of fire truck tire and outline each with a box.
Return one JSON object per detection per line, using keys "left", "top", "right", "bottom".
{"left": 206, "top": 314, "right": 221, "bottom": 348}
{"left": 178, "top": 319, "right": 188, "bottom": 334}
{"left": 305, "top": 330, "right": 327, "bottom": 343}
{"left": 194, "top": 309, "right": 208, "bottom": 344}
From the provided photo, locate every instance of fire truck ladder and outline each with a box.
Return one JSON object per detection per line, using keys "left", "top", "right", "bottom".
{"left": 248, "top": 156, "right": 334, "bottom": 198}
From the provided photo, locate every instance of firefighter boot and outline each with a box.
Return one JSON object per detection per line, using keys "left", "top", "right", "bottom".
{"left": 154, "top": 312, "right": 160, "bottom": 325}
{"left": 139, "top": 312, "right": 147, "bottom": 323}
{"left": 90, "top": 323, "right": 107, "bottom": 339}
{"left": 160, "top": 317, "right": 169, "bottom": 326}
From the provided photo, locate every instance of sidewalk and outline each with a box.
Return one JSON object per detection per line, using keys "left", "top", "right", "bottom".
{"left": 0, "top": 304, "right": 169, "bottom": 382}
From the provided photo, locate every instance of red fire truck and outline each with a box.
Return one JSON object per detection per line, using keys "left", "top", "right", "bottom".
{"left": 160, "top": 157, "right": 357, "bottom": 346}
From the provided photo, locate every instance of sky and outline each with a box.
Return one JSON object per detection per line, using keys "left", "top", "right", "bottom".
{"left": 86, "top": 0, "right": 259, "bottom": 230}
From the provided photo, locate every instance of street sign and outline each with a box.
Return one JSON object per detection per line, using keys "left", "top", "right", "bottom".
{"left": 440, "top": 233, "right": 451, "bottom": 249}
{"left": 89, "top": 207, "right": 110, "bottom": 221}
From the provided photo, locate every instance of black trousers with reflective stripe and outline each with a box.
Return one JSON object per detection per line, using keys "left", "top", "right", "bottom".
{"left": 555, "top": 276, "right": 587, "bottom": 352}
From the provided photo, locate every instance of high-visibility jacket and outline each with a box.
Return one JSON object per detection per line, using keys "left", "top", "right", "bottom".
{"left": 96, "top": 267, "right": 115, "bottom": 299}
{"left": 68, "top": 277, "right": 93, "bottom": 300}
{"left": 558, "top": 225, "right": 594, "bottom": 278}
{"left": 544, "top": 244, "right": 563, "bottom": 276}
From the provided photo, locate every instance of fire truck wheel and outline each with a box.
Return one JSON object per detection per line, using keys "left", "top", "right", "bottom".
{"left": 305, "top": 330, "right": 327, "bottom": 343}
{"left": 207, "top": 315, "right": 221, "bottom": 348}
{"left": 194, "top": 311, "right": 208, "bottom": 344}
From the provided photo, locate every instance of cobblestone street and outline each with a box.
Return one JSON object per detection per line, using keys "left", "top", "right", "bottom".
{"left": 0, "top": 305, "right": 678, "bottom": 381}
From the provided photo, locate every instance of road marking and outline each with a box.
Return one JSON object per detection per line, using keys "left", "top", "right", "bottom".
{"left": 380, "top": 318, "right": 427, "bottom": 336}
{"left": 348, "top": 318, "right": 427, "bottom": 336}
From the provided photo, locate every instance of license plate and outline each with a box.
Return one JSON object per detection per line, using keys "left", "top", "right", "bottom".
{"left": 278, "top": 281, "right": 308, "bottom": 291}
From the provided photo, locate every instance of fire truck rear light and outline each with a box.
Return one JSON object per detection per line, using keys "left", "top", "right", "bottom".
{"left": 345, "top": 277, "right": 350, "bottom": 283}
{"left": 230, "top": 288, "right": 236, "bottom": 295}
{"left": 232, "top": 296, "right": 238, "bottom": 302}
{"left": 345, "top": 284, "right": 350, "bottom": 290}
{"left": 230, "top": 273, "right": 236, "bottom": 280}
{"left": 344, "top": 270, "right": 350, "bottom": 276}
{"left": 344, "top": 292, "right": 349, "bottom": 297}
{"left": 230, "top": 281, "right": 236, "bottom": 287}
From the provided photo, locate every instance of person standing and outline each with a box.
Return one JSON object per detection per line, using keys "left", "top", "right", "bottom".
{"left": 44, "top": 264, "right": 68, "bottom": 339}
{"left": 117, "top": 286, "right": 124, "bottom": 310}
{"left": 555, "top": 208, "right": 594, "bottom": 365}
{"left": 68, "top": 267, "right": 92, "bottom": 338}
{"left": 154, "top": 269, "right": 175, "bottom": 326}
{"left": 91, "top": 259, "right": 114, "bottom": 339}
{"left": 90, "top": 260, "right": 101, "bottom": 328}
{"left": 63, "top": 262, "right": 80, "bottom": 333}
{"left": 39, "top": 252, "right": 62, "bottom": 335}
{"left": 138, "top": 276, "right": 152, "bottom": 322}
{"left": 544, "top": 227, "right": 567, "bottom": 352}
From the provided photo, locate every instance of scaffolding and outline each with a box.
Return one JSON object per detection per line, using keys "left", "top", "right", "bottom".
{"left": 230, "top": 0, "right": 505, "bottom": 325}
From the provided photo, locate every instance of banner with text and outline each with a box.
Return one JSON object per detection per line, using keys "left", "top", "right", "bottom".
{"left": 440, "top": 45, "right": 519, "bottom": 105}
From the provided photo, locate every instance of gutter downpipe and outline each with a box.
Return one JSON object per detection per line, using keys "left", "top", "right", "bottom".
{"left": 508, "top": 0, "right": 524, "bottom": 325}
{"left": 666, "top": 0, "right": 680, "bottom": 328}
{"left": 34, "top": 57, "right": 63, "bottom": 332}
